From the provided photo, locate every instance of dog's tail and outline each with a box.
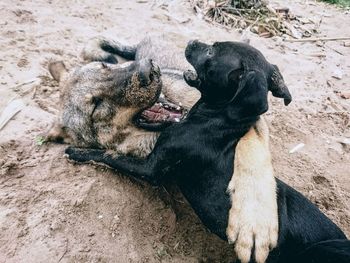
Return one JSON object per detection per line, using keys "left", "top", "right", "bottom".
{"left": 81, "top": 36, "right": 137, "bottom": 63}
{"left": 296, "top": 239, "right": 350, "bottom": 263}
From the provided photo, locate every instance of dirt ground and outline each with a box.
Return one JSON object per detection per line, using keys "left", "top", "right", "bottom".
{"left": 0, "top": 0, "right": 349, "bottom": 262}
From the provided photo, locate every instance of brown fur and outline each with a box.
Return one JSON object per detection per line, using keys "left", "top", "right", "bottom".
{"left": 46, "top": 59, "right": 162, "bottom": 150}
{"left": 48, "top": 35, "right": 278, "bottom": 262}
{"left": 227, "top": 117, "right": 278, "bottom": 263}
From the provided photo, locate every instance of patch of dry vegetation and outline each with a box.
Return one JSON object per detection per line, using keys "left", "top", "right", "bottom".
{"left": 190, "top": 0, "right": 321, "bottom": 38}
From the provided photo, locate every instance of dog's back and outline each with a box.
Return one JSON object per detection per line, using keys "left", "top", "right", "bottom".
{"left": 264, "top": 179, "right": 348, "bottom": 263}
{"left": 296, "top": 239, "right": 350, "bottom": 263}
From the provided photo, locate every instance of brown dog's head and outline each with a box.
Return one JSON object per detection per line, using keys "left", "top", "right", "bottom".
{"left": 184, "top": 40, "right": 292, "bottom": 119}
{"left": 46, "top": 59, "right": 163, "bottom": 147}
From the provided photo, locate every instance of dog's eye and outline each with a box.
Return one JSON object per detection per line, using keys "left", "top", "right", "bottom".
{"left": 91, "top": 97, "right": 103, "bottom": 118}
{"left": 92, "top": 96, "right": 103, "bottom": 108}
{"left": 206, "top": 48, "right": 213, "bottom": 56}
{"left": 207, "top": 69, "right": 215, "bottom": 77}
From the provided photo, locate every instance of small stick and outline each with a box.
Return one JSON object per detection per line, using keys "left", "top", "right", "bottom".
{"left": 0, "top": 100, "right": 25, "bottom": 131}
{"left": 326, "top": 44, "right": 344, "bottom": 56}
{"left": 12, "top": 78, "right": 38, "bottom": 91}
{"left": 307, "top": 53, "right": 326, "bottom": 57}
{"left": 32, "top": 86, "right": 37, "bottom": 99}
{"left": 285, "top": 37, "right": 350, "bottom": 43}
{"left": 58, "top": 239, "right": 69, "bottom": 262}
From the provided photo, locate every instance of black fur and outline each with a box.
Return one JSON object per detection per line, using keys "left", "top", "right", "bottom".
{"left": 66, "top": 40, "right": 349, "bottom": 263}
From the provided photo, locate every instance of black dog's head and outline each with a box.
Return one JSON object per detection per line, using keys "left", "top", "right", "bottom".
{"left": 184, "top": 40, "right": 292, "bottom": 119}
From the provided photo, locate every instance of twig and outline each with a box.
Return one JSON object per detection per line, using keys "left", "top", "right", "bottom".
{"left": 32, "top": 86, "right": 37, "bottom": 99}
{"left": 0, "top": 100, "right": 25, "bottom": 131}
{"left": 326, "top": 44, "right": 344, "bottom": 56}
{"left": 285, "top": 37, "right": 350, "bottom": 43}
{"left": 11, "top": 79, "right": 38, "bottom": 91}
{"left": 307, "top": 53, "right": 326, "bottom": 57}
{"left": 58, "top": 239, "right": 69, "bottom": 262}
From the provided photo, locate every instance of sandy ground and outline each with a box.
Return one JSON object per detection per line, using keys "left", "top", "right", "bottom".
{"left": 0, "top": 0, "right": 349, "bottom": 262}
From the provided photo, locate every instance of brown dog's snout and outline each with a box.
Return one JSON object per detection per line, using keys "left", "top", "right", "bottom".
{"left": 138, "top": 59, "right": 156, "bottom": 87}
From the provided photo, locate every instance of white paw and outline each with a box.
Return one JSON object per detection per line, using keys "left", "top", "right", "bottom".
{"left": 226, "top": 192, "right": 278, "bottom": 263}
{"left": 227, "top": 118, "right": 278, "bottom": 263}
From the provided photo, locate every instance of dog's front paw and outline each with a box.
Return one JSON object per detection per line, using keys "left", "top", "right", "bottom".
{"left": 227, "top": 175, "right": 278, "bottom": 263}
{"left": 227, "top": 120, "right": 278, "bottom": 263}
{"left": 226, "top": 192, "right": 278, "bottom": 263}
{"left": 65, "top": 147, "right": 105, "bottom": 163}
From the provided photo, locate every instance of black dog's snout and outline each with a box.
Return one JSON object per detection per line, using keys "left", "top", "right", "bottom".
{"left": 187, "top": 39, "right": 199, "bottom": 48}
{"left": 185, "top": 39, "right": 200, "bottom": 60}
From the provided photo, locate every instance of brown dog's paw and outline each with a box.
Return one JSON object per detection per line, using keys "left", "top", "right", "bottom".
{"left": 226, "top": 118, "right": 278, "bottom": 263}
{"left": 227, "top": 174, "right": 278, "bottom": 263}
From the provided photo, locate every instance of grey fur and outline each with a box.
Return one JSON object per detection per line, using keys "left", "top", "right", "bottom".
{"left": 46, "top": 35, "right": 200, "bottom": 157}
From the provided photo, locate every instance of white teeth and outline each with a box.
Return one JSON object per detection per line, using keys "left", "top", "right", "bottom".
{"left": 85, "top": 93, "right": 93, "bottom": 102}
{"left": 176, "top": 106, "right": 181, "bottom": 110}
{"left": 174, "top": 118, "right": 180, "bottom": 122}
{"left": 179, "top": 102, "right": 182, "bottom": 106}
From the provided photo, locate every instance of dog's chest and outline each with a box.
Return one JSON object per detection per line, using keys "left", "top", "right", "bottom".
{"left": 174, "top": 145, "right": 235, "bottom": 239}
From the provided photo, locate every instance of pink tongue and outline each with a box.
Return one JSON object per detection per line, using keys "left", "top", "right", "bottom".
{"left": 141, "top": 104, "right": 182, "bottom": 122}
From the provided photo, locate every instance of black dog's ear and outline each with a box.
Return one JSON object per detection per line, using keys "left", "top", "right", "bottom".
{"left": 269, "top": 64, "right": 292, "bottom": 106}
{"left": 230, "top": 70, "right": 269, "bottom": 118}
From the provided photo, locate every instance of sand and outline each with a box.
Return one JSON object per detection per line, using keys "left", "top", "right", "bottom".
{"left": 0, "top": 0, "right": 349, "bottom": 262}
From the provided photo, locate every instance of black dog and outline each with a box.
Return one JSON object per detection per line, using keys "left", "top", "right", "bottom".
{"left": 66, "top": 40, "right": 350, "bottom": 263}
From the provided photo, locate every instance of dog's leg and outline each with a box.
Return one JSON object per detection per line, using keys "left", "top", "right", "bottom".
{"left": 65, "top": 147, "right": 164, "bottom": 185}
{"left": 81, "top": 37, "right": 137, "bottom": 63}
{"left": 226, "top": 116, "right": 278, "bottom": 263}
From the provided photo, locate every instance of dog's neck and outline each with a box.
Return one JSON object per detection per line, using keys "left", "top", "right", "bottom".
{"left": 189, "top": 99, "right": 259, "bottom": 129}
{"left": 188, "top": 99, "right": 263, "bottom": 121}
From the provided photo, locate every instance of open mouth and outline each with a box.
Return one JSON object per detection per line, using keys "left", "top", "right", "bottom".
{"left": 132, "top": 60, "right": 187, "bottom": 131}
{"left": 135, "top": 95, "right": 187, "bottom": 130}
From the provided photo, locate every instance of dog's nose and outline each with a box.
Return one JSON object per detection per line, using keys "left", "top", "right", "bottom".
{"left": 138, "top": 59, "right": 160, "bottom": 87}
{"left": 139, "top": 59, "right": 153, "bottom": 87}
{"left": 185, "top": 40, "right": 199, "bottom": 61}
{"left": 187, "top": 39, "right": 199, "bottom": 48}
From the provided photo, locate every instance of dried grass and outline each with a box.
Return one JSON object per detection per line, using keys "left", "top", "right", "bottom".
{"left": 190, "top": 0, "right": 318, "bottom": 38}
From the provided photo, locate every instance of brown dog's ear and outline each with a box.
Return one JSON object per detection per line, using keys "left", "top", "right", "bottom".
{"left": 269, "top": 65, "right": 292, "bottom": 106}
{"left": 230, "top": 70, "right": 269, "bottom": 118}
{"left": 48, "top": 61, "right": 68, "bottom": 82}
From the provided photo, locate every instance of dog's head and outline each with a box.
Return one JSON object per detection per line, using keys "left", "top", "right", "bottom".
{"left": 184, "top": 40, "right": 292, "bottom": 119}
{"left": 46, "top": 59, "right": 163, "bottom": 147}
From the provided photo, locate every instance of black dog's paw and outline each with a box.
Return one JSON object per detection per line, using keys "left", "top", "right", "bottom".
{"left": 65, "top": 147, "right": 105, "bottom": 163}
